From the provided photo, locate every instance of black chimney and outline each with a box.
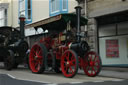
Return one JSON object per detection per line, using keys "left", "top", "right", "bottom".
{"left": 75, "top": 6, "right": 82, "bottom": 42}
{"left": 19, "top": 15, "right": 25, "bottom": 40}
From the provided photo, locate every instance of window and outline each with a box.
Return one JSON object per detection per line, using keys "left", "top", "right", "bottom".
{"left": 62, "top": 0, "right": 68, "bottom": 11}
{"left": 27, "top": 0, "right": 31, "bottom": 20}
{"left": 0, "top": 9, "right": 7, "bottom": 26}
{"left": 99, "top": 24, "right": 116, "bottom": 37}
{"left": 118, "top": 22, "right": 128, "bottom": 35}
{"left": 49, "top": 0, "right": 68, "bottom": 16}
{"left": 51, "top": 0, "right": 60, "bottom": 14}
{"left": 19, "top": 0, "right": 32, "bottom": 24}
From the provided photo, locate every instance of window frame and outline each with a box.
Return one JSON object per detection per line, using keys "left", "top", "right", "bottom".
{"left": 18, "top": 0, "right": 32, "bottom": 24}
{"left": 0, "top": 9, "right": 7, "bottom": 26}
{"left": 49, "top": 0, "right": 68, "bottom": 16}
{"left": 61, "top": 0, "right": 68, "bottom": 12}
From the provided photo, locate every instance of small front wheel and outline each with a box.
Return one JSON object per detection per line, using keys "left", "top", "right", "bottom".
{"left": 61, "top": 50, "right": 78, "bottom": 78}
{"left": 29, "top": 43, "right": 47, "bottom": 74}
{"left": 83, "top": 51, "right": 102, "bottom": 77}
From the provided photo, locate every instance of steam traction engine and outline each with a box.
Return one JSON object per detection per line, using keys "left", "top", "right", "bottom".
{"left": 0, "top": 15, "right": 28, "bottom": 70}
{"left": 28, "top": 6, "right": 102, "bottom": 78}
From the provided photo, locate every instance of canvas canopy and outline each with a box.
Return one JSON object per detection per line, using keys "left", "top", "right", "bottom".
{"left": 25, "top": 14, "right": 88, "bottom": 32}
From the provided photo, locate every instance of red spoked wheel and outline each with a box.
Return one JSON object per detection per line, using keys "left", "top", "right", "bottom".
{"left": 83, "top": 51, "right": 102, "bottom": 77}
{"left": 29, "top": 43, "right": 47, "bottom": 74}
{"left": 61, "top": 50, "right": 78, "bottom": 78}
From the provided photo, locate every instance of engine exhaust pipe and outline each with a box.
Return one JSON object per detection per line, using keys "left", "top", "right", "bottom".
{"left": 19, "top": 15, "right": 25, "bottom": 40}
{"left": 75, "top": 6, "right": 82, "bottom": 42}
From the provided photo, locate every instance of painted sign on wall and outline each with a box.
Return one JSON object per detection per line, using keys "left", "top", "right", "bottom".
{"left": 106, "top": 39, "right": 119, "bottom": 58}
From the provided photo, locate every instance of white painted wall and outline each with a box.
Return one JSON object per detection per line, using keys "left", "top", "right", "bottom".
{"left": 32, "top": 0, "right": 49, "bottom": 23}
{"left": 25, "top": 0, "right": 77, "bottom": 36}
{"left": 99, "top": 35, "right": 128, "bottom": 65}
{"left": 2, "top": 0, "right": 77, "bottom": 36}
{"left": 68, "top": 0, "right": 77, "bottom": 13}
{"left": 10, "top": 0, "right": 77, "bottom": 28}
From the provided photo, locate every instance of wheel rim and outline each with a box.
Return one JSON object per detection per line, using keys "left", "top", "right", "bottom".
{"left": 29, "top": 44, "right": 43, "bottom": 73}
{"left": 4, "top": 50, "right": 14, "bottom": 70}
{"left": 61, "top": 50, "right": 78, "bottom": 78}
{"left": 83, "top": 51, "right": 101, "bottom": 77}
{"left": 4, "top": 55, "right": 13, "bottom": 69}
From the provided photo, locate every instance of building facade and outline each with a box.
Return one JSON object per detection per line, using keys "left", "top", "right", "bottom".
{"left": 2, "top": 0, "right": 127, "bottom": 66}
{"left": 0, "top": 0, "right": 78, "bottom": 34}
{"left": 87, "top": 0, "right": 128, "bottom": 66}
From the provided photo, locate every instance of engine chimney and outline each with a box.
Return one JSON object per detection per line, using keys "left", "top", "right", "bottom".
{"left": 75, "top": 6, "right": 82, "bottom": 42}
{"left": 19, "top": 15, "right": 25, "bottom": 40}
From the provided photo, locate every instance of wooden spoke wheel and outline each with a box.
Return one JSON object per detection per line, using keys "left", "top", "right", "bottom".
{"left": 4, "top": 50, "right": 15, "bottom": 70}
{"left": 61, "top": 50, "right": 78, "bottom": 78}
{"left": 29, "top": 43, "right": 47, "bottom": 74}
{"left": 83, "top": 51, "right": 102, "bottom": 77}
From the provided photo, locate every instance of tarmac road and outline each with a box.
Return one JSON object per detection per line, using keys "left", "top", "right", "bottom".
{"left": 0, "top": 63, "right": 128, "bottom": 85}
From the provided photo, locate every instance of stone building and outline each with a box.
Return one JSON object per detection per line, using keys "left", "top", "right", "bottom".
{"left": 87, "top": 0, "right": 128, "bottom": 66}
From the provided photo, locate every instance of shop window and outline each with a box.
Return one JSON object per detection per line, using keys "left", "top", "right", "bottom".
{"left": 99, "top": 24, "right": 116, "bottom": 37}
{"left": 118, "top": 22, "right": 128, "bottom": 35}
{"left": 49, "top": 0, "right": 68, "bottom": 16}
{"left": 19, "top": 0, "right": 32, "bottom": 24}
{"left": 0, "top": 9, "right": 7, "bottom": 26}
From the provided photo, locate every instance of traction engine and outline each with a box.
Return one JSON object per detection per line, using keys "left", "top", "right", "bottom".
{"left": 0, "top": 15, "right": 28, "bottom": 70}
{"left": 29, "top": 6, "right": 102, "bottom": 78}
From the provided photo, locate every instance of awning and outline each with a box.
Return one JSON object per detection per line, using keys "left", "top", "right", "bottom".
{"left": 25, "top": 14, "right": 88, "bottom": 32}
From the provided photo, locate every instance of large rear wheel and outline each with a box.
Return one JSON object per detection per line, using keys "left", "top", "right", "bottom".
{"left": 29, "top": 43, "right": 47, "bottom": 74}
{"left": 4, "top": 50, "right": 15, "bottom": 70}
{"left": 83, "top": 51, "right": 102, "bottom": 77}
{"left": 61, "top": 50, "right": 78, "bottom": 78}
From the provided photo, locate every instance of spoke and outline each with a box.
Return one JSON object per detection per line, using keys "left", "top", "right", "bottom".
{"left": 36, "top": 46, "right": 40, "bottom": 52}
{"left": 70, "top": 60, "right": 76, "bottom": 66}
{"left": 32, "top": 48, "right": 37, "bottom": 53}
{"left": 66, "top": 53, "right": 69, "bottom": 61}
{"left": 95, "top": 60, "right": 100, "bottom": 63}
{"left": 65, "top": 65, "right": 69, "bottom": 72}
{"left": 71, "top": 59, "right": 75, "bottom": 63}
{"left": 67, "top": 52, "right": 70, "bottom": 60}
{"left": 33, "top": 53, "right": 36, "bottom": 57}
{"left": 87, "top": 66, "right": 90, "bottom": 71}
{"left": 69, "top": 67, "right": 74, "bottom": 73}
{"left": 37, "top": 55, "right": 43, "bottom": 59}
{"left": 34, "top": 62, "right": 38, "bottom": 67}
{"left": 91, "top": 69, "right": 93, "bottom": 75}
{"left": 37, "top": 64, "right": 41, "bottom": 70}
{"left": 92, "top": 66, "right": 96, "bottom": 74}
{"left": 37, "top": 50, "right": 42, "bottom": 56}
{"left": 96, "top": 65, "right": 100, "bottom": 69}
{"left": 71, "top": 56, "right": 74, "bottom": 60}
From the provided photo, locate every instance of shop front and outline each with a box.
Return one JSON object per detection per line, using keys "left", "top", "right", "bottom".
{"left": 97, "top": 11, "right": 128, "bottom": 67}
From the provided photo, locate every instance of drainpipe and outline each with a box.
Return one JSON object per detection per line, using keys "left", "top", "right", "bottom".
{"left": 11, "top": 0, "right": 13, "bottom": 27}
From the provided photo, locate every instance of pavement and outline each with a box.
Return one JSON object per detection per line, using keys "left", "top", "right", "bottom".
{"left": 99, "top": 67, "right": 128, "bottom": 79}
